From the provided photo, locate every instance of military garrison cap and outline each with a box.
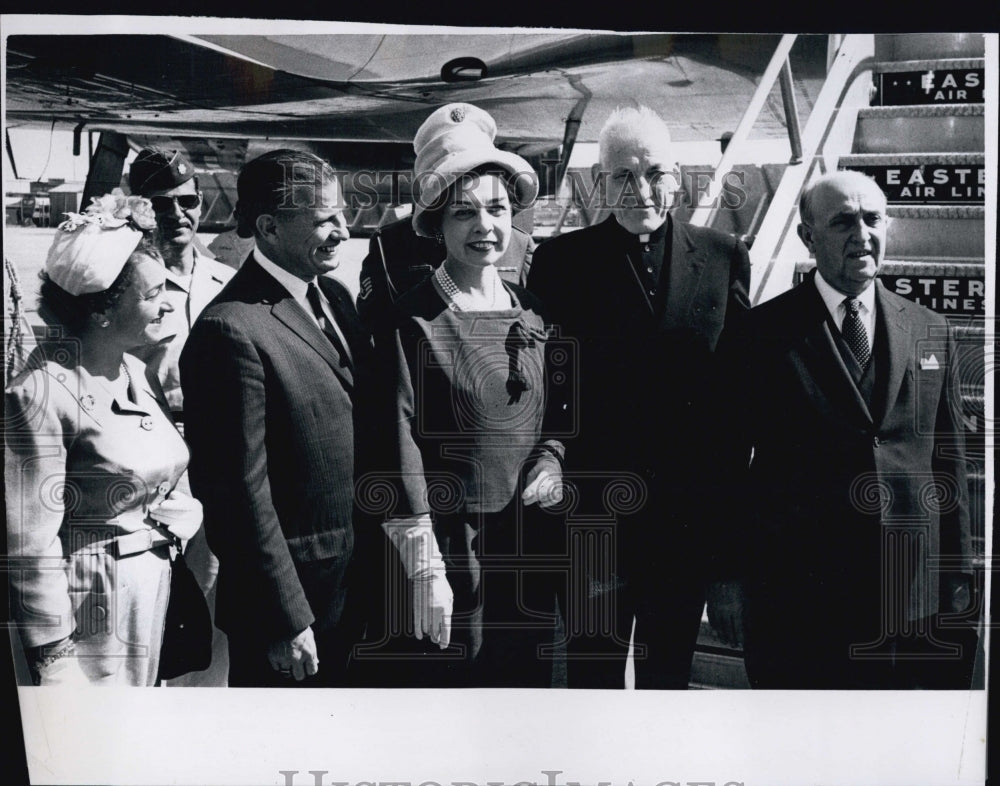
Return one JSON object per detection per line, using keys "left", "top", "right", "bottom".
{"left": 128, "top": 148, "right": 195, "bottom": 196}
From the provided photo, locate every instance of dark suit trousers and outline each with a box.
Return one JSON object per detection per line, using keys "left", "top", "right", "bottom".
{"left": 564, "top": 570, "right": 705, "bottom": 690}
{"left": 742, "top": 579, "right": 980, "bottom": 689}
{"left": 562, "top": 494, "right": 706, "bottom": 690}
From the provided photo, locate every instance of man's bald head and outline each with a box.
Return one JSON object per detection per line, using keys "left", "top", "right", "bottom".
{"left": 797, "top": 171, "right": 889, "bottom": 296}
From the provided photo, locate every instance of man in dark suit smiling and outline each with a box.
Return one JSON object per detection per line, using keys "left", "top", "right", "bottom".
{"left": 181, "top": 150, "right": 373, "bottom": 686}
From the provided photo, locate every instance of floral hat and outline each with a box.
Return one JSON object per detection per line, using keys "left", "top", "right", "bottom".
{"left": 45, "top": 190, "right": 158, "bottom": 296}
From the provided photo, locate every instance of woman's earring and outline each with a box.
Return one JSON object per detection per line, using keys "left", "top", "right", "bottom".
{"left": 434, "top": 231, "right": 444, "bottom": 245}
{"left": 100, "top": 319, "right": 110, "bottom": 328}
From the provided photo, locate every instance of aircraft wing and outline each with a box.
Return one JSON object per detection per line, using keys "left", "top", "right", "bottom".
{"left": 6, "top": 32, "right": 828, "bottom": 147}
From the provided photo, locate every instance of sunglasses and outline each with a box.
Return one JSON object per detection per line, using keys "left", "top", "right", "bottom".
{"left": 150, "top": 193, "right": 202, "bottom": 212}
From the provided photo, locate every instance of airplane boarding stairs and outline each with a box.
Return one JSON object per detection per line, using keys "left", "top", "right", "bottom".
{"left": 691, "top": 33, "right": 989, "bottom": 689}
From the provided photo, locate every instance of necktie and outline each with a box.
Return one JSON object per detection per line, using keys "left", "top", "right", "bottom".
{"left": 306, "top": 282, "right": 350, "bottom": 367}
{"left": 842, "top": 297, "right": 871, "bottom": 369}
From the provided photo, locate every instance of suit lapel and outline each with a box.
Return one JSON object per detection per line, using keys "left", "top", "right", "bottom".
{"left": 246, "top": 257, "right": 355, "bottom": 390}
{"left": 660, "top": 218, "right": 705, "bottom": 330}
{"left": 795, "top": 279, "right": 875, "bottom": 428}
{"left": 873, "top": 282, "right": 912, "bottom": 427}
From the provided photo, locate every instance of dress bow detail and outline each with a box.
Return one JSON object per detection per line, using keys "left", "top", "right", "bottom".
{"left": 505, "top": 321, "right": 546, "bottom": 404}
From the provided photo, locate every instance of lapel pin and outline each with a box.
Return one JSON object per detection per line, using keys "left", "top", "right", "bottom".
{"left": 919, "top": 354, "right": 941, "bottom": 371}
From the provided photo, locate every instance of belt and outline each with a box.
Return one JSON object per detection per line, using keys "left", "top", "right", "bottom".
{"left": 94, "top": 528, "right": 176, "bottom": 559}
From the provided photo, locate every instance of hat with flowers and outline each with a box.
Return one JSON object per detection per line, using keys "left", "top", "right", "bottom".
{"left": 45, "top": 189, "right": 158, "bottom": 296}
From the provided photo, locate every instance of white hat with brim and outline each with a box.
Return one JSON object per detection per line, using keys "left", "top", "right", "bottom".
{"left": 411, "top": 103, "right": 539, "bottom": 238}
{"left": 45, "top": 222, "right": 144, "bottom": 296}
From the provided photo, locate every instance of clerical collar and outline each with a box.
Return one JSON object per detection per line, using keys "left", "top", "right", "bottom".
{"left": 614, "top": 216, "right": 669, "bottom": 245}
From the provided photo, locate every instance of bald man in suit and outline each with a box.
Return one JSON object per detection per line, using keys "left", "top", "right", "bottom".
{"left": 709, "top": 171, "right": 975, "bottom": 688}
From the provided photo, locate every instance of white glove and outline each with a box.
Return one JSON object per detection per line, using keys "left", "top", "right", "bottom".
{"left": 38, "top": 654, "right": 91, "bottom": 686}
{"left": 148, "top": 492, "right": 203, "bottom": 543}
{"left": 382, "top": 515, "right": 453, "bottom": 649}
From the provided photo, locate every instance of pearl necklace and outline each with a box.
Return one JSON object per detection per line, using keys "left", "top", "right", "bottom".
{"left": 435, "top": 265, "right": 504, "bottom": 312}
{"left": 120, "top": 362, "right": 134, "bottom": 401}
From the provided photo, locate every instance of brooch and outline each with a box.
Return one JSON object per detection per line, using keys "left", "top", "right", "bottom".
{"left": 79, "top": 394, "right": 96, "bottom": 412}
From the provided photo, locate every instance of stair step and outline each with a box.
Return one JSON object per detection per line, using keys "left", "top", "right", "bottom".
{"left": 888, "top": 214, "right": 984, "bottom": 261}
{"left": 874, "top": 58, "right": 986, "bottom": 73}
{"left": 888, "top": 205, "right": 984, "bottom": 220}
{"left": 690, "top": 650, "right": 749, "bottom": 690}
{"left": 875, "top": 34, "right": 986, "bottom": 62}
{"left": 793, "top": 260, "right": 985, "bottom": 317}
{"left": 872, "top": 60, "right": 985, "bottom": 106}
{"left": 966, "top": 473, "right": 986, "bottom": 498}
{"left": 962, "top": 392, "right": 985, "bottom": 415}
{"left": 858, "top": 104, "right": 985, "bottom": 118}
{"left": 794, "top": 260, "right": 984, "bottom": 276}
{"left": 854, "top": 105, "right": 984, "bottom": 154}
{"left": 951, "top": 320, "right": 987, "bottom": 340}
{"left": 886, "top": 207, "right": 985, "bottom": 260}
{"left": 839, "top": 154, "right": 985, "bottom": 205}
{"left": 840, "top": 153, "right": 985, "bottom": 166}
{"left": 878, "top": 260, "right": 984, "bottom": 276}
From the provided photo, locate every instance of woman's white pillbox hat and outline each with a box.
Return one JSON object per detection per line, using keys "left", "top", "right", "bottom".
{"left": 411, "top": 103, "right": 539, "bottom": 238}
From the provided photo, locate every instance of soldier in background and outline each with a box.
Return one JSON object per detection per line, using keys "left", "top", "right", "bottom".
{"left": 128, "top": 147, "right": 235, "bottom": 686}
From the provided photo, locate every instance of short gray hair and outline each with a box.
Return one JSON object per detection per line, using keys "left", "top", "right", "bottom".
{"left": 598, "top": 106, "right": 672, "bottom": 165}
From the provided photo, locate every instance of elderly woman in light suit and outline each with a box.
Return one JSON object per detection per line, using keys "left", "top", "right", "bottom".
{"left": 5, "top": 192, "right": 203, "bottom": 685}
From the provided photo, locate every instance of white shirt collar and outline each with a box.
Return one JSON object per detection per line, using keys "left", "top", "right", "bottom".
{"left": 814, "top": 270, "right": 876, "bottom": 346}
{"left": 252, "top": 246, "right": 352, "bottom": 363}
{"left": 162, "top": 247, "right": 206, "bottom": 292}
{"left": 253, "top": 246, "right": 312, "bottom": 300}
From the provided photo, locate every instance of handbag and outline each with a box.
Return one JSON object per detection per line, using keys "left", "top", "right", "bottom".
{"left": 157, "top": 549, "right": 213, "bottom": 680}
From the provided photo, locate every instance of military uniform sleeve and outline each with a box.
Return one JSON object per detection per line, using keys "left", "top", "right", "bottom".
{"left": 357, "top": 232, "right": 391, "bottom": 332}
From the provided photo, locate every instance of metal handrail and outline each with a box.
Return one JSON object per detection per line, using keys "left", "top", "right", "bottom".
{"left": 750, "top": 35, "right": 875, "bottom": 305}
{"left": 687, "top": 34, "right": 798, "bottom": 228}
